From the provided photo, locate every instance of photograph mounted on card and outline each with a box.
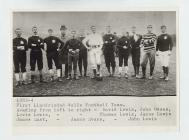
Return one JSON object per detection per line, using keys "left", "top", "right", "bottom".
{"left": 12, "top": 10, "right": 179, "bottom": 132}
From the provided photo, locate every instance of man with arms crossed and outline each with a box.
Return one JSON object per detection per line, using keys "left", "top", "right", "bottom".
{"left": 103, "top": 26, "right": 116, "bottom": 77}
{"left": 117, "top": 31, "right": 131, "bottom": 78}
{"left": 83, "top": 25, "right": 103, "bottom": 79}
{"left": 28, "top": 26, "right": 45, "bottom": 83}
{"left": 78, "top": 32, "right": 88, "bottom": 77}
{"left": 44, "top": 29, "right": 63, "bottom": 82}
{"left": 130, "top": 26, "right": 142, "bottom": 78}
{"left": 140, "top": 25, "right": 157, "bottom": 79}
{"left": 156, "top": 25, "right": 173, "bottom": 81}
{"left": 65, "top": 30, "right": 82, "bottom": 80}
{"left": 13, "top": 28, "right": 28, "bottom": 86}
{"left": 58, "top": 25, "right": 69, "bottom": 78}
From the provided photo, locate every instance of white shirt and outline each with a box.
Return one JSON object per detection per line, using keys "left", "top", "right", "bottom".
{"left": 83, "top": 33, "right": 103, "bottom": 46}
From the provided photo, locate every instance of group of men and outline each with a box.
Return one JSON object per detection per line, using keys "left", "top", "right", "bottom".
{"left": 13, "top": 24, "right": 173, "bottom": 86}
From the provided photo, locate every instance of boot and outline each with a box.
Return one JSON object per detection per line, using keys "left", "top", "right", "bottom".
{"left": 91, "top": 69, "right": 97, "bottom": 79}
{"left": 66, "top": 74, "right": 72, "bottom": 80}
{"left": 112, "top": 67, "right": 115, "bottom": 77}
{"left": 140, "top": 67, "right": 146, "bottom": 79}
{"left": 74, "top": 74, "right": 79, "bottom": 80}
{"left": 107, "top": 66, "right": 111, "bottom": 76}
{"left": 57, "top": 69, "right": 62, "bottom": 82}
{"left": 31, "top": 75, "right": 35, "bottom": 83}
{"left": 160, "top": 66, "right": 166, "bottom": 79}
{"left": 165, "top": 67, "right": 169, "bottom": 81}
{"left": 118, "top": 67, "right": 122, "bottom": 78}
{"left": 39, "top": 74, "right": 44, "bottom": 82}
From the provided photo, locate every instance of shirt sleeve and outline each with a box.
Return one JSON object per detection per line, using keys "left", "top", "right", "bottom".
{"left": 82, "top": 35, "right": 89, "bottom": 46}
{"left": 99, "top": 35, "right": 104, "bottom": 45}
{"left": 24, "top": 39, "right": 28, "bottom": 51}
{"left": 140, "top": 35, "right": 144, "bottom": 45}
{"left": 150, "top": 34, "right": 157, "bottom": 43}
{"left": 78, "top": 40, "right": 82, "bottom": 49}
{"left": 13, "top": 39, "right": 17, "bottom": 51}
{"left": 28, "top": 37, "right": 32, "bottom": 49}
{"left": 156, "top": 36, "right": 160, "bottom": 51}
{"left": 117, "top": 38, "right": 122, "bottom": 49}
{"left": 169, "top": 35, "right": 173, "bottom": 51}
{"left": 40, "top": 38, "right": 44, "bottom": 50}
{"left": 64, "top": 40, "right": 69, "bottom": 50}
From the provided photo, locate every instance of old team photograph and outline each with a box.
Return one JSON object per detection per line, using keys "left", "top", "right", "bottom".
{"left": 12, "top": 11, "right": 177, "bottom": 97}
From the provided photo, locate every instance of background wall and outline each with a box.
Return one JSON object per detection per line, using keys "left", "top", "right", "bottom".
{"left": 13, "top": 11, "right": 176, "bottom": 38}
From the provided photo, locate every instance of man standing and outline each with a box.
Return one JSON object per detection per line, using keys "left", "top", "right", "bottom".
{"left": 117, "top": 31, "right": 131, "bottom": 78}
{"left": 13, "top": 28, "right": 28, "bottom": 86}
{"left": 103, "top": 26, "right": 116, "bottom": 76}
{"left": 130, "top": 26, "right": 142, "bottom": 78}
{"left": 83, "top": 25, "right": 103, "bottom": 79}
{"left": 65, "top": 30, "right": 81, "bottom": 80}
{"left": 140, "top": 25, "right": 157, "bottom": 79}
{"left": 44, "top": 29, "right": 63, "bottom": 82}
{"left": 58, "top": 25, "right": 69, "bottom": 78}
{"left": 28, "top": 26, "right": 44, "bottom": 83}
{"left": 156, "top": 25, "right": 173, "bottom": 81}
{"left": 78, "top": 33, "right": 88, "bottom": 77}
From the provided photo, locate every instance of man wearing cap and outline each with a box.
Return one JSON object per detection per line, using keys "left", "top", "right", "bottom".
{"left": 82, "top": 26, "right": 103, "bottom": 79}
{"left": 65, "top": 30, "right": 82, "bottom": 80}
{"left": 103, "top": 26, "right": 116, "bottom": 76}
{"left": 140, "top": 25, "right": 157, "bottom": 79}
{"left": 130, "top": 26, "right": 142, "bottom": 78}
{"left": 156, "top": 25, "right": 173, "bottom": 81}
{"left": 28, "top": 26, "right": 45, "bottom": 83}
{"left": 13, "top": 28, "right": 28, "bottom": 86}
{"left": 117, "top": 31, "right": 131, "bottom": 78}
{"left": 58, "top": 25, "right": 69, "bottom": 78}
{"left": 44, "top": 29, "right": 63, "bottom": 82}
{"left": 78, "top": 32, "right": 88, "bottom": 77}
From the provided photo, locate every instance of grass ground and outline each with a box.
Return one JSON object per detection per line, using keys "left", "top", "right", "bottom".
{"left": 13, "top": 48, "right": 176, "bottom": 97}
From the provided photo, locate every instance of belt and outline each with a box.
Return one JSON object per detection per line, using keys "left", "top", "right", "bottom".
{"left": 91, "top": 45, "right": 100, "bottom": 48}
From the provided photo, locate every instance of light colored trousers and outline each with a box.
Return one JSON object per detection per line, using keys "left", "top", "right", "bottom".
{"left": 159, "top": 51, "right": 170, "bottom": 67}
{"left": 89, "top": 48, "right": 102, "bottom": 69}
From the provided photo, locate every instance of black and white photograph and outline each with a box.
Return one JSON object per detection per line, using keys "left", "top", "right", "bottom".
{"left": 12, "top": 11, "right": 177, "bottom": 97}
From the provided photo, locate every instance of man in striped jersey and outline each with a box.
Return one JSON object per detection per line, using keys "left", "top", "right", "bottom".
{"left": 140, "top": 25, "right": 157, "bottom": 79}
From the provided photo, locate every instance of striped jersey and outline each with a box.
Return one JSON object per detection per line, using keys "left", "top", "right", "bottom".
{"left": 141, "top": 33, "right": 157, "bottom": 52}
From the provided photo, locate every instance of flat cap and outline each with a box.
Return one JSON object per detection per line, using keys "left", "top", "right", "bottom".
{"left": 60, "top": 25, "right": 67, "bottom": 30}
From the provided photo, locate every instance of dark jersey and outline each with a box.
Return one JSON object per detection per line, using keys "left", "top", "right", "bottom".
{"left": 117, "top": 36, "right": 130, "bottom": 52}
{"left": 156, "top": 33, "right": 173, "bottom": 51}
{"left": 103, "top": 34, "right": 116, "bottom": 53}
{"left": 44, "top": 36, "right": 62, "bottom": 53}
{"left": 78, "top": 36, "right": 87, "bottom": 52}
{"left": 28, "top": 35, "right": 44, "bottom": 52}
{"left": 130, "top": 34, "right": 142, "bottom": 49}
{"left": 13, "top": 37, "right": 28, "bottom": 53}
{"left": 65, "top": 38, "right": 82, "bottom": 51}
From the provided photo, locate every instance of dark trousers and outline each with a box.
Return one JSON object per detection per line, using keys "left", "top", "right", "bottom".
{"left": 47, "top": 51, "right": 61, "bottom": 69}
{"left": 30, "top": 51, "right": 43, "bottom": 71}
{"left": 13, "top": 52, "right": 26, "bottom": 73}
{"left": 104, "top": 52, "right": 116, "bottom": 68}
{"left": 118, "top": 51, "right": 129, "bottom": 67}
{"left": 68, "top": 54, "right": 79, "bottom": 75}
{"left": 78, "top": 51, "right": 88, "bottom": 75}
{"left": 131, "top": 48, "right": 140, "bottom": 74}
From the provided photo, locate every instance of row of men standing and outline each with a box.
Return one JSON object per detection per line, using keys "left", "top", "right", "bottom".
{"left": 13, "top": 24, "right": 173, "bottom": 86}
{"left": 13, "top": 25, "right": 89, "bottom": 85}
